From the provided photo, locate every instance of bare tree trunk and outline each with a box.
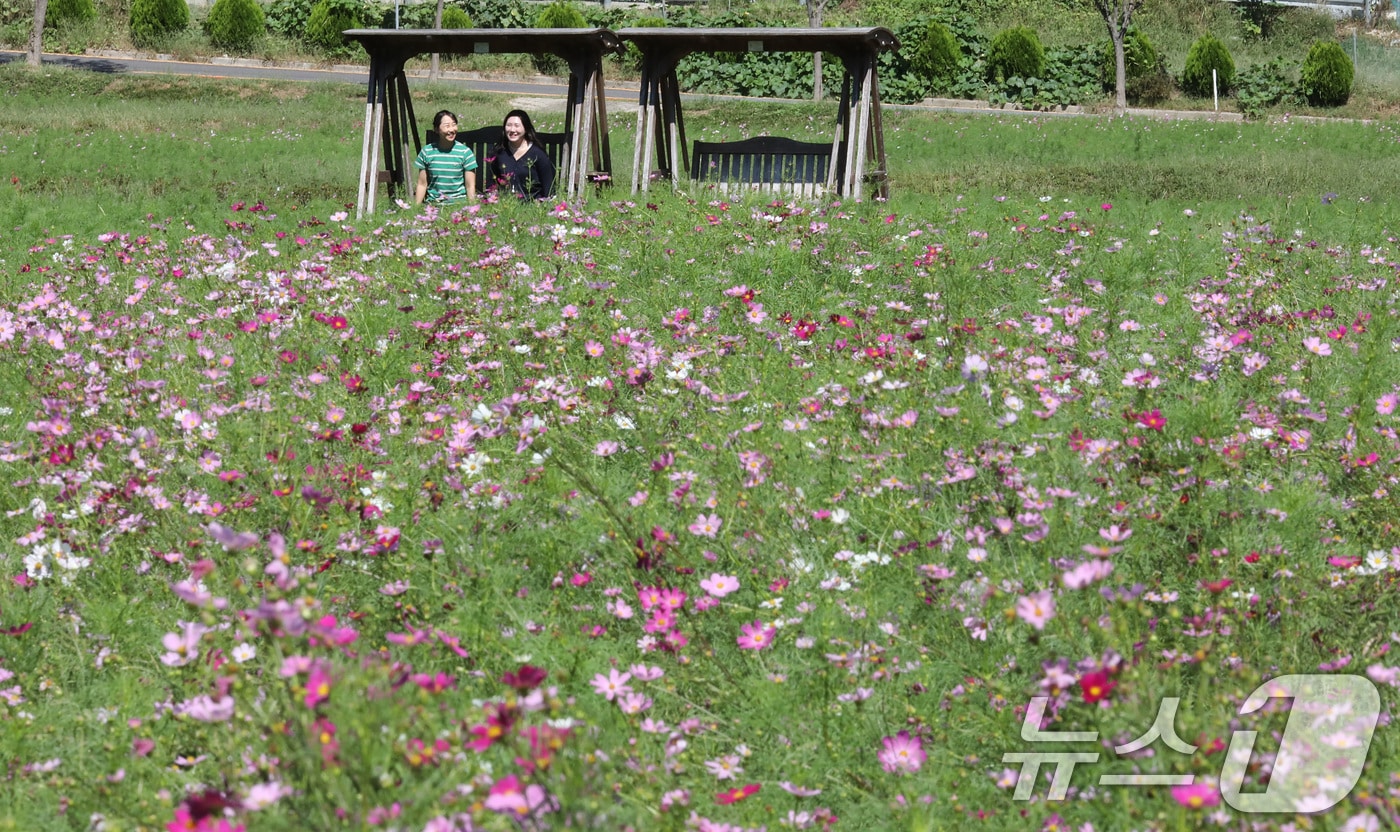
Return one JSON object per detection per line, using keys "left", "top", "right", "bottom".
{"left": 1113, "top": 34, "right": 1127, "bottom": 114}
{"left": 807, "top": 0, "right": 824, "bottom": 101}
{"left": 1093, "top": 0, "right": 1138, "bottom": 117}
{"left": 28, "top": 0, "right": 48, "bottom": 67}
{"left": 429, "top": 0, "right": 445, "bottom": 81}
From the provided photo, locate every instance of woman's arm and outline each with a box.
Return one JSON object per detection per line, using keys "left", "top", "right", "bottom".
{"left": 415, "top": 168, "right": 429, "bottom": 205}
{"left": 533, "top": 147, "right": 556, "bottom": 200}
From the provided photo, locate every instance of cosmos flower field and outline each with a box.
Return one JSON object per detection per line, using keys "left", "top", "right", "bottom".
{"left": 2, "top": 172, "right": 1400, "bottom": 830}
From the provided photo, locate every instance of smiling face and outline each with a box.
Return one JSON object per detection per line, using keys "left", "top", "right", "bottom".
{"left": 436, "top": 116, "right": 458, "bottom": 144}
{"left": 504, "top": 116, "right": 526, "bottom": 146}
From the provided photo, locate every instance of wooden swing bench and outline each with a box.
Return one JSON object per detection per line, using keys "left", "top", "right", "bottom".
{"left": 689, "top": 136, "right": 835, "bottom": 198}
{"left": 424, "top": 127, "right": 573, "bottom": 192}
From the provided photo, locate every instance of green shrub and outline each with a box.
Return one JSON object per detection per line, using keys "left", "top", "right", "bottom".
{"left": 206, "top": 0, "right": 265, "bottom": 52}
{"left": 265, "top": 0, "right": 315, "bottom": 40}
{"left": 1234, "top": 56, "right": 1300, "bottom": 118}
{"left": 532, "top": 1, "right": 584, "bottom": 75}
{"left": 1181, "top": 33, "right": 1235, "bottom": 97}
{"left": 129, "top": 0, "right": 189, "bottom": 48}
{"left": 535, "top": 0, "right": 583, "bottom": 28}
{"left": 986, "top": 26, "right": 1044, "bottom": 83}
{"left": 47, "top": 0, "right": 96, "bottom": 29}
{"left": 461, "top": 0, "right": 527, "bottom": 29}
{"left": 1300, "top": 39, "right": 1353, "bottom": 106}
{"left": 912, "top": 20, "right": 961, "bottom": 96}
{"left": 1099, "top": 27, "right": 1157, "bottom": 90}
{"left": 440, "top": 6, "right": 472, "bottom": 27}
{"left": 304, "top": 0, "right": 361, "bottom": 54}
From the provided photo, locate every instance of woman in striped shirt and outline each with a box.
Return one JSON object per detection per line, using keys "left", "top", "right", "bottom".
{"left": 414, "top": 110, "right": 477, "bottom": 206}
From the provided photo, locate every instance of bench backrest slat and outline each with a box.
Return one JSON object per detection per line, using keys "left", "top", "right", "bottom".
{"left": 691, "top": 136, "right": 835, "bottom": 196}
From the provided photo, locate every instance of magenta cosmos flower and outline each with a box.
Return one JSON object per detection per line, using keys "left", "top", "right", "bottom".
{"left": 878, "top": 731, "right": 926, "bottom": 774}
{"left": 736, "top": 620, "right": 776, "bottom": 650}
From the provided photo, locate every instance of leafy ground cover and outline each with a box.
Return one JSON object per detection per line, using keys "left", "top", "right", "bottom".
{"left": 2, "top": 70, "right": 1400, "bottom": 831}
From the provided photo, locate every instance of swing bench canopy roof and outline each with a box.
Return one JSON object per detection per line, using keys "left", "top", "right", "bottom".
{"left": 343, "top": 28, "right": 625, "bottom": 67}
{"left": 615, "top": 27, "right": 898, "bottom": 60}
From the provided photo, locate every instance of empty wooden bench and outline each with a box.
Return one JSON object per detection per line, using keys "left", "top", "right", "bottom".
{"left": 690, "top": 136, "right": 837, "bottom": 198}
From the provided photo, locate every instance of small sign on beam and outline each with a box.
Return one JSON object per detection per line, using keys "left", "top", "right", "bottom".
{"left": 747, "top": 40, "right": 764, "bottom": 52}
{"left": 474, "top": 42, "right": 490, "bottom": 53}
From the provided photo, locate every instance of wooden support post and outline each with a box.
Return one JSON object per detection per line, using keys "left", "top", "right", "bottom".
{"left": 827, "top": 72, "right": 850, "bottom": 194}
{"left": 641, "top": 98, "right": 658, "bottom": 193}
{"left": 367, "top": 98, "right": 384, "bottom": 215}
{"left": 357, "top": 101, "right": 375, "bottom": 218}
{"left": 847, "top": 63, "right": 872, "bottom": 199}
{"left": 867, "top": 63, "right": 888, "bottom": 199}
{"left": 631, "top": 83, "right": 648, "bottom": 194}
{"left": 573, "top": 70, "right": 598, "bottom": 199}
{"left": 593, "top": 69, "right": 611, "bottom": 183}
{"left": 563, "top": 72, "right": 580, "bottom": 198}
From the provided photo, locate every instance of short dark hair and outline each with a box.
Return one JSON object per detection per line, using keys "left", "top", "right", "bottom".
{"left": 497, "top": 109, "right": 541, "bottom": 150}
{"left": 433, "top": 110, "right": 459, "bottom": 130}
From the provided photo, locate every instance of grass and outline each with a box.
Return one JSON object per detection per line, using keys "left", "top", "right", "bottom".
{"left": 1, "top": 65, "right": 1400, "bottom": 832}
{"left": 3, "top": 63, "right": 1399, "bottom": 239}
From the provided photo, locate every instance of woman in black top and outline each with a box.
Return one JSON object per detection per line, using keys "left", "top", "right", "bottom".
{"left": 488, "top": 109, "right": 556, "bottom": 201}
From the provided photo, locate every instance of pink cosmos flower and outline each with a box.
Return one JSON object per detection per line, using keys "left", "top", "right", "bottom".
{"left": 688, "top": 513, "right": 722, "bottom": 538}
{"left": 304, "top": 664, "right": 332, "bottom": 709}
{"left": 1015, "top": 590, "right": 1056, "bottom": 630}
{"left": 736, "top": 620, "right": 776, "bottom": 651}
{"left": 1378, "top": 393, "right": 1398, "bottom": 416}
{"left": 591, "top": 669, "right": 632, "bottom": 701}
{"left": 657, "top": 587, "right": 687, "bottom": 611}
{"left": 700, "top": 573, "right": 740, "bottom": 598}
{"left": 1170, "top": 781, "right": 1220, "bottom": 809}
{"left": 637, "top": 586, "right": 664, "bottom": 610}
{"left": 878, "top": 731, "right": 926, "bottom": 774}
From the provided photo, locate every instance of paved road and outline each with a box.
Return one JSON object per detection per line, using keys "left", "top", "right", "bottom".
{"left": 0, "top": 49, "right": 647, "bottom": 103}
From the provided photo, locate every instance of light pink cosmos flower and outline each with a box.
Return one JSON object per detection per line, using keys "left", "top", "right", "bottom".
{"left": 591, "top": 669, "right": 632, "bottom": 701}
{"left": 180, "top": 694, "right": 235, "bottom": 722}
{"left": 1303, "top": 336, "right": 1331, "bottom": 356}
{"left": 778, "top": 782, "right": 822, "bottom": 797}
{"left": 736, "top": 620, "right": 776, "bottom": 651}
{"left": 700, "top": 573, "right": 740, "bottom": 598}
{"left": 705, "top": 755, "right": 744, "bottom": 780}
{"left": 618, "top": 692, "right": 653, "bottom": 714}
{"left": 1015, "top": 590, "right": 1056, "bottom": 630}
{"left": 629, "top": 664, "right": 664, "bottom": 681}
{"left": 878, "top": 731, "right": 926, "bottom": 774}
{"left": 160, "top": 621, "right": 209, "bottom": 667}
{"left": 1378, "top": 393, "right": 1398, "bottom": 416}
{"left": 688, "top": 513, "right": 722, "bottom": 538}
{"left": 484, "top": 774, "right": 555, "bottom": 816}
